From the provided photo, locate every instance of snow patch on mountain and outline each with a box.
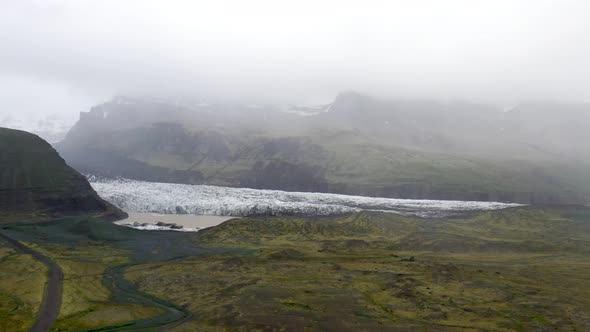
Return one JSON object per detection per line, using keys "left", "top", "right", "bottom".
{"left": 89, "top": 177, "right": 522, "bottom": 218}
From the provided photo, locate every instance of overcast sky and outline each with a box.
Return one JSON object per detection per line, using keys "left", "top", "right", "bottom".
{"left": 1, "top": 0, "right": 590, "bottom": 121}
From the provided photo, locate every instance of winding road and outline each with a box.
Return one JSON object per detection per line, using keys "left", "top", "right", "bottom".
{"left": 0, "top": 231, "right": 63, "bottom": 332}
{"left": 0, "top": 230, "right": 191, "bottom": 331}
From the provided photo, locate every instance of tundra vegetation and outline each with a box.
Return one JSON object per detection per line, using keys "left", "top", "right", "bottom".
{"left": 2, "top": 206, "right": 590, "bottom": 331}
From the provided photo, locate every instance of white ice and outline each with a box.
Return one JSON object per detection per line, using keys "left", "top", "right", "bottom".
{"left": 90, "top": 177, "right": 522, "bottom": 218}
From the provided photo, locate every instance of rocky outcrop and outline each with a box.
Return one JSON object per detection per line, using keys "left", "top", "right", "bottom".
{"left": 0, "top": 127, "right": 127, "bottom": 222}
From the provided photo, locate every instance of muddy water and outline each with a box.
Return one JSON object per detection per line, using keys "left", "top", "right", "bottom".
{"left": 115, "top": 212, "right": 235, "bottom": 231}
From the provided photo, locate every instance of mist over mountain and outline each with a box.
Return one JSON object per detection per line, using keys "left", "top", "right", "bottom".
{"left": 0, "top": 114, "right": 73, "bottom": 143}
{"left": 56, "top": 92, "right": 590, "bottom": 205}
{"left": 3, "top": 1, "right": 590, "bottom": 122}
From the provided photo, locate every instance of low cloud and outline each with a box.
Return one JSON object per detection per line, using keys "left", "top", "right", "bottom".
{"left": 1, "top": 0, "right": 590, "bottom": 119}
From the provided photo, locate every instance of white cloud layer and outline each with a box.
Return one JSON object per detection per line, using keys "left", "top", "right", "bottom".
{"left": 1, "top": 0, "right": 590, "bottom": 118}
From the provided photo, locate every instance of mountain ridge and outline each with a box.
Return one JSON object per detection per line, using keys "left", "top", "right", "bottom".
{"left": 56, "top": 92, "right": 590, "bottom": 205}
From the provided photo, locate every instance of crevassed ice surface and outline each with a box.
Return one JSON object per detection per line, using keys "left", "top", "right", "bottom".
{"left": 89, "top": 177, "right": 523, "bottom": 218}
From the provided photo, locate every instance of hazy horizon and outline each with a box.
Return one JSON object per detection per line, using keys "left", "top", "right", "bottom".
{"left": 2, "top": 0, "right": 590, "bottom": 121}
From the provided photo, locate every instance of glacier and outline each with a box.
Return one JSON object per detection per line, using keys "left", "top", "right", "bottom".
{"left": 89, "top": 177, "right": 523, "bottom": 218}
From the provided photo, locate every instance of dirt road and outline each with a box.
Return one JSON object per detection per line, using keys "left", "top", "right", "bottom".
{"left": 0, "top": 232, "right": 63, "bottom": 332}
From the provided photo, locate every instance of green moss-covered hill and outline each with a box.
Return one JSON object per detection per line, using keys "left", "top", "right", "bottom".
{"left": 0, "top": 127, "right": 125, "bottom": 222}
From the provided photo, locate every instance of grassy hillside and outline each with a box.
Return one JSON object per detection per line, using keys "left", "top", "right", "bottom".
{"left": 0, "top": 127, "right": 125, "bottom": 223}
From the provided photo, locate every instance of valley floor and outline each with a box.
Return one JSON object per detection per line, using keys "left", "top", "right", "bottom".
{"left": 1, "top": 206, "right": 590, "bottom": 331}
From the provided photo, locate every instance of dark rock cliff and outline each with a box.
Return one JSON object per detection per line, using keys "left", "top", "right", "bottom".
{"left": 0, "top": 127, "right": 127, "bottom": 223}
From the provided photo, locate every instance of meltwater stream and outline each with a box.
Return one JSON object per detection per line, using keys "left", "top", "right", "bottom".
{"left": 89, "top": 177, "right": 522, "bottom": 218}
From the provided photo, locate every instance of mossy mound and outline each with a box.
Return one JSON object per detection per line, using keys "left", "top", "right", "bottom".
{"left": 268, "top": 249, "right": 305, "bottom": 260}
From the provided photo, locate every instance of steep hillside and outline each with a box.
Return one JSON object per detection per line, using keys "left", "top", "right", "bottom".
{"left": 0, "top": 127, "right": 126, "bottom": 222}
{"left": 57, "top": 94, "right": 590, "bottom": 205}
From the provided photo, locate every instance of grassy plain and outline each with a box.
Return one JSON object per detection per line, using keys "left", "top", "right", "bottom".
{"left": 0, "top": 243, "right": 46, "bottom": 332}
{"left": 125, "top": 208, "right": 590, "bottom": 331}
{"left": 2, "top": 207, "right": 590, "bottom": 331}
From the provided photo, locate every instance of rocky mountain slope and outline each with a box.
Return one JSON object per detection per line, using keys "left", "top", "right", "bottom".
{"left": 0, "top": 127, "right": 126, "bottom": 222}
{"left": 56, "top": 93, "right": 590, "bottom": 205}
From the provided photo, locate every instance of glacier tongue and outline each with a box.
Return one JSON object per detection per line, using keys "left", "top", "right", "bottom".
{"left": 89, "top": 178, "right": 523, "bottom": 218}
